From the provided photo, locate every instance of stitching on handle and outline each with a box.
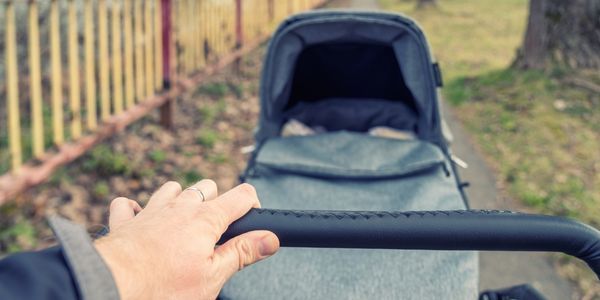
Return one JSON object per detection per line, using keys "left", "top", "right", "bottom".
{"left": 253, "top": 209, "right": 514, "bottom": 220}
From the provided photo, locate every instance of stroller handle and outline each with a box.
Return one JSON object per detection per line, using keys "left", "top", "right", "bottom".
{"left": 218, "top": 209, "right": 600, "bottom": 279}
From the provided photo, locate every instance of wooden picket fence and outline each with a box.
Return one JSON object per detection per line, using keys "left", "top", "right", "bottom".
{"left": 0, "top": 0, "right": 326, "bottom": 203}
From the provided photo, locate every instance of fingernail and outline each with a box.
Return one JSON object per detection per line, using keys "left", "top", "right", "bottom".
{"left": 259, "top": 234, "right": 279, "bottom": 257}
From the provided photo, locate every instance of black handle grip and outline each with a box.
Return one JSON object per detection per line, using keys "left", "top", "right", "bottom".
{"left": 219, "top": 209, "right": 600, "bottom": 279}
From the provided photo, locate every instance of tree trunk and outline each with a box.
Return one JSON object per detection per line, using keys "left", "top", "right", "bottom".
{"left": 416, "top": 0, "right": 438, "bottom": 9}
{"left": 515, "top": 0, "right": 600, "bottom": 70}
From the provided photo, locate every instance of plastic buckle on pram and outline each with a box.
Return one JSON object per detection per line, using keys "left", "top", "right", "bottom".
{"left": 451, "top": 154, "right": 468, "bottom": 169}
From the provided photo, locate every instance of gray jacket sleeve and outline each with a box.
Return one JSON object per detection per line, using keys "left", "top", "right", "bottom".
{"left": 48, "top": 215, "right": 120, "bottom": 300}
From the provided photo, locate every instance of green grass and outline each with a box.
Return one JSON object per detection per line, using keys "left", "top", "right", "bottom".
{"left": 149, "top": 150, "right": 168, "bottom": 164}
{"left": 227, "top": 82, "right": 245, "bottom": 99}
{"left": 195, "top": 82, "right": 229, "bottom": 100}
{"left": 453, "top": 69, "right": 599, "bottom": 223}
{"left": 378, "top": 0, "right": 528, "bottom": 80}
{"left": 206, "top": 153, "right": 228, "bottom": 164}
{"left": 0, "top": 220, "right": 36, "bottom": 253}
{"left": 81, "top": 145, "right": 132, "bottom": 177}
{"left": 176, "top": 170, "right": 204, "bottom": 187}
{"left": 380, "top": 0, "right": 600, "bottom": 292}
{"left": 92, "top": 181, "right": 111, "bottom": 199}
{"left": 198, "top": 99, "right": 227, "bottom": 125}
{"left": 48, "top": 167, "right": 70, "bottom": 185}
{"left": 0, "top": 204, "right": 37, "bottom": 254}
{"left": 196, "top": 129, "right": 219, "bottom": 149}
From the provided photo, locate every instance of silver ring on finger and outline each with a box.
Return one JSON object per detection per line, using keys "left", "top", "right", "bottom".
{"left": 185, "top": 187, "right": 206, "bottom": 202}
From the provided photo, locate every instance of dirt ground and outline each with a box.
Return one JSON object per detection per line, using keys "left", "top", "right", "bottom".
{"left": 0, "top": 0, "right": 353, "bottom": 256}
{"left": 0, "top": 46, "right": 268, "bottom": 253}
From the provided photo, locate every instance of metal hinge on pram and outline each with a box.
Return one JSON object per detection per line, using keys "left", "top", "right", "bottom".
{"left": 432, "top": 63, "right": 444, "bottom": 87}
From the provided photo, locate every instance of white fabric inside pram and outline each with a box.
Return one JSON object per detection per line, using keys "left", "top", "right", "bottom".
{"left": 282, "top": 118, "right": 417, "bottom": 140}
{"left": 282, "top": 97, "right": 419, "bottom": 136}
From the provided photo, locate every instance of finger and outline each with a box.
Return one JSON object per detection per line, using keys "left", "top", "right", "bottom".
{"left": 178, "top": 179, "right": 218, "bottom": 203}
{"left": 109, "top": 197, "right": 142, "bottom": 229}
{"left": 145, "top": 181, "right": 182, "bottom": 209}
{"left": 212, "top": 230, "right": 279, "bottom": 281}
{"left": 202, "top": 183, "right": 261, "bottom": 236}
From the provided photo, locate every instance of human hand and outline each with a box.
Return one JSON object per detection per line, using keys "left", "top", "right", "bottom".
{"left": 95, "top": 180, "right": 280, "bottom": 299}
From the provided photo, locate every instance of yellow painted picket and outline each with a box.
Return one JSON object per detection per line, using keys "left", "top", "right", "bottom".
{"left": 28, "top": 1, "right": 44, "bottom": 158}
{"left": 0, "top": 0, "right": 326, "bottom": 192}
{"left": 5, "top": 0, "right": 22, "bottom": 169}
{"left": 112, "top": 1, "right": 124, "bottom": 114}
{"left": 68, "top": 0, "right": 82, "bottom": 139}
{"left": 50, "top": 0, "right": 64, "bottom": 146}
{"left": 84, "top": 0, "right": 97, "bottom": 130}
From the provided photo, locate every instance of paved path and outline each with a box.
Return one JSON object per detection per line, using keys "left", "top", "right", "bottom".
{"left": 348, "top": 0, "right": 577, "bottom": 298}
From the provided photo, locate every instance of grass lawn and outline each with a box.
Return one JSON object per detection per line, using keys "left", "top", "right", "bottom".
{"left": 379, "top": 0, "right": 600, "bottom": 294}
{"left": 378, "top": 0, "right": 528, "bottom": 79}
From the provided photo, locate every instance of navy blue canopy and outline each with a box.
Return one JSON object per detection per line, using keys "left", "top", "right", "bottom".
{"left": 255, "top": 10, "right": 446, "bottom": 146}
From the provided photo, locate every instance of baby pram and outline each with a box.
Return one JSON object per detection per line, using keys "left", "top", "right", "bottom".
{"left": 218, "top": 11, "right": 600, "bottom": 299}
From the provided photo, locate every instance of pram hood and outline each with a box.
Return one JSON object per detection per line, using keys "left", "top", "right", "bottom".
{"left": 226, "top": 12, "right": 480, "bottom": 298}
{"left": 256, "top": 10, "right": 445, "bottom": 146}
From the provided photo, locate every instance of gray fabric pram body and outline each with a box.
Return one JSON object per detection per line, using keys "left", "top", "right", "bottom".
{"left": 221, "top": 11, "right": 478, "bottom": 299}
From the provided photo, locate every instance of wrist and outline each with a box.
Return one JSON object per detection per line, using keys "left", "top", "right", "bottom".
{"left": 95, "top": 237, "right": 147, "bottom": 299}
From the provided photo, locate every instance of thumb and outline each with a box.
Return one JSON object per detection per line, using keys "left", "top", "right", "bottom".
{"left": 213, "top": 230, "right": 279, "bottom": 280}
{"left": 108, "top": 197, "right": 142, "bottom": 229}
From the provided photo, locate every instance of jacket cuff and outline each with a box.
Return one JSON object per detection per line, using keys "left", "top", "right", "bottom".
{"left": 48, "top": 215, "right": 120, "bottom": 300}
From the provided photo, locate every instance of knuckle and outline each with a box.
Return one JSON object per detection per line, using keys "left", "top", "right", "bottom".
{"left": 165, "top": 181, "right": 182, "bottom": 193}
{"left": 166, "top": 200, "right": 178, "bottom": 209}
{"left": 238, "top": 183, "right": 257, "bottom": 198}
{"left": 198, "top": 205, "right": 227, "bottom": 233}
{"left": 110, "top": 197, "right": 130, "bottom": 210}
{"left": 234, "top": 239, "right": 255, "bottom": 270}
{"left": 202, "top": 179, "right": 218, "bottom": 193}
{"left": 128, "top": 200, "right": 141, "bottom": 210}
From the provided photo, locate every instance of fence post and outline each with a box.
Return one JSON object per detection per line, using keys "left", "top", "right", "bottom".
{"left": 155, "top": 0, "right": 163, "bottom": 90}
{"left": 134, "top": 0, "right": 145, "bottom": 103}
{"left": 268, "top": 0, "right": 275, "bottom": 23}
{"left": 111, "top": 0, "right": 124, "bottom": 115}
{"left": 68, "top": 0, "right": 82, "bottom": 138}
{"left": 160, "top": 0, "right": 173, "bottom": 129}
{"left": 234, "top": 0, "right": 243, "bottom": 71}
{"left": 6, "top": 0, "right": 22, "bottom": 170}
{"left": 28, "top": 0, "right": 45, "bottom": 158}
{"left": 84, "top": 0, "right": 98, "bottom": 130}
{"left": 123, "top": 0, "right": 135, "bottom": 109}
{"left": 144, "top": 0, "right": 155, "bottom": 98}
{"left": 98, "top": 0, "right": 111, "bottom": 120}
{"left": 50, "top": 0, "right": 65, "bottom": 145}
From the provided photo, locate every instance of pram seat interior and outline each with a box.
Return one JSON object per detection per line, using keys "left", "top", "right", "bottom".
{"left": 222, "top": 132, "right": 477, "bottom": 299}
{"left": 285, "top": 42, "right": 419, "bottom": 133}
